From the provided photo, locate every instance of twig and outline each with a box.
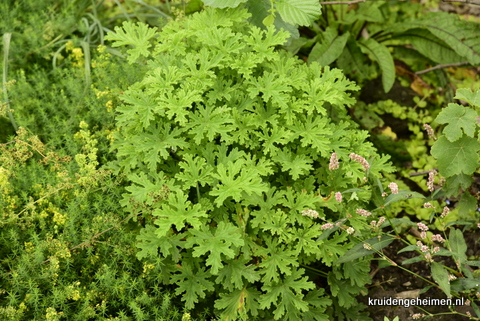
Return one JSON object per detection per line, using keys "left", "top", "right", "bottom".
{"left": 442, "top": 0, "right": 480, "bottom": 5}
{"left": 415, "top": 62, "right": 471, "bottom": 75}
{"left": 41, "top": 211, "right": 139, "bottom": 265}
{"left": 409, "top": 169, "right": 438, "bottom": 177}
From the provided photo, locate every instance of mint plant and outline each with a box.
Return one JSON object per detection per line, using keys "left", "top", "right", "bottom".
{"left": 106, "top": 7, "right": 396, "bottom": 320}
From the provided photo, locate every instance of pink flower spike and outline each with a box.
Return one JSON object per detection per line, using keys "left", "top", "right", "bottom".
{"left": 388, "top": 182, "right": 399, "bottom": 194}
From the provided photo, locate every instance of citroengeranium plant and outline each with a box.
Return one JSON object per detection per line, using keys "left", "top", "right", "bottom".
{"left": 105, "top": 7, "right": 396, "bottom": 320}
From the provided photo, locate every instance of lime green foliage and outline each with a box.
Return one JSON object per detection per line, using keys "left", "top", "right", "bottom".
{"left": 0, "top": 126, "right": 197, "bottom": 320}
{"left": 107, "top": 7, "right": 396, "bottom": 320}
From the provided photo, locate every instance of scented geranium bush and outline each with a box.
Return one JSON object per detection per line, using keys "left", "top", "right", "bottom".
{"left": 105, "top": 7, "right": 395, "bottom": 320}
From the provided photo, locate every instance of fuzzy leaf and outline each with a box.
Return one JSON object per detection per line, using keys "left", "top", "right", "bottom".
{"left": 275, "top": 149, "right": 313, "bottom": 180}
{"left": 210, "top": 159, "right": 267, "bottom": 206}
{"left": 153, "top": 190, "right": 208, "bottom": 237}
{"left": 216, "top": 258, "right": 261, "bottom": 291}
{"left": 358, "top": 38, "right": 395, "bottom": 93}
{"left": 135, "top": 123, "right": 188, "bottom": 172}
{"left": 105, "top": 21, "right": 157, "bottom": 63}
{"left": 276, "top": 0, "right": 321, "bottom": 26}
{"left": 186, "top": 222, "right": 244, "bottom": 274}
{"left": 215, "top": 287, "right": 261, "bottom": 320}
{"left": 308, "top": 27, "right": 349, "bottom": 66}
{"left": 258, "top": 238, "right": 299, "bottom": 283}
{"left": 171, "top": 262, "right": 215, "bottom": 309}
{"left": 435, "top": 103, "right": 477, "bottom": 142}
{"left": 431, "top": 135, "right": 480, "bottom": 177}
{"left": 176, "top": 154, "right": 214, "bottom": 189}
{"left": 259, "top": 269, "right": 315, "bottom": 320}
{"left": 186, "top": 104, "right": 234, "bottom": 144}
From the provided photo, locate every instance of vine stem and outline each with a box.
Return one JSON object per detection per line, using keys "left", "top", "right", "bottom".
{"left": 416, "top": 62, "right": 471, "bottom": 75}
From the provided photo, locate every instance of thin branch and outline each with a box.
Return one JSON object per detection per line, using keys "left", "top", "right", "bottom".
{"left": 415, "top": 62, "right": 471, "bottom": 75}
{"left": 442, "top": 0, "right": 480, "bottom": 5}
{"left": 409, "top": 169, "right": 438, "bottom": 177}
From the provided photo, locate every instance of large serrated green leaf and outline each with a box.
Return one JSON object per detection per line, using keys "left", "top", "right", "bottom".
{"left": 435, "top": 103, "right": 477, "bottom": 142}
{"left": 276, "top": 0, "right": 321, "bottom": 27}
{"left": 308, "top": 27, "right": 349, "bottom": 66}
{"left": 358, "top": 38, "right": 395, "bottom": 93}
{"left": 431, "top": 135, "right": 480, "bottom": 177}
{"left": 455, "top": 88, "right": 480, "bottom": 107}
{"left": 202, "top": 0, "right": 248, "bottom": 8}
{"left": 431, "top": 262, "right": 451, "bottom": 298}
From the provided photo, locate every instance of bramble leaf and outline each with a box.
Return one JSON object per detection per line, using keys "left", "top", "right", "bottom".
{"left": 455, "top": 88, "right": 480, "bottom": 107}
{"left": 435, "top": 103, "right": 477, "bottom": 142}
{"left": 105, "top": 21, "right": 157, "bottom": 63}
{"left": 186, "top": 222, "right": 244, "bottom": 274}
{"left": 431, "top": 135, "right": 480, "bottom": 177}
{"left": 276, "top": 0, "right": 322, "bottom": 27}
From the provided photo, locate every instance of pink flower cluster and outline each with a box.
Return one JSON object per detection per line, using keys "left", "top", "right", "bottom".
{"left": 423, "top": 124, "right": 436, "bottom": 140}
{"left": 388, "top": 182, "right": 399, "bottom": 194}
{"left": 427, "top": 169, "right": 436, "bottom": 192}
{"left": 356, "top": 209, "right": 372, "bottom": 217}
{"left": 329, "top": 153, "right": 339, "bottom": 171}
{"left": 301, "top": 209, "right": 319, "bottom": 219}
{"left": 349, "top": 153, "right": 370, "bottom": 171}
{"left": 335, "top": 192, "right": 342, "bottom": 202}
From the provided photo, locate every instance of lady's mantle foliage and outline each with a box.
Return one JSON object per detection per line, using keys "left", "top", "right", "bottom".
{"left": 106, "top": 7, "right": 393, "bottom": 320}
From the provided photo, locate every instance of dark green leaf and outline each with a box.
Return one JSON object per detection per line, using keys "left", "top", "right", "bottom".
{"left": 308, "top": 27, "right": 349, "bottom": 66}
{"left": 358, "top": 38, "right": 395, "bottom": 93}
{"left": 334, "top": 235, "right": 395, "bottom": 264}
